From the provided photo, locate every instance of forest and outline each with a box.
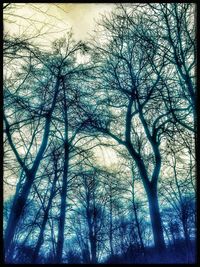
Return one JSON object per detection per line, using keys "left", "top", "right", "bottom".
{"left": 3, "top": 3, "right": 196, "bottom": 264}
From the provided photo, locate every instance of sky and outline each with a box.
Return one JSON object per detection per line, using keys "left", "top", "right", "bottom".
{"left": 4, "top": 3, "right": 116, "bottom": 46}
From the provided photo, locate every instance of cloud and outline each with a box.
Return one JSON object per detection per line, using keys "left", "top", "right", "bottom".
{"left": 53, "top": 3, "right": 115, "bottom": 40}
{"left": 4, "top": 3, "right": 115, "bottom": 43}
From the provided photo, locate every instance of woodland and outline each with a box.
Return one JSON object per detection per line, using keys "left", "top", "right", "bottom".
{"left": 3, "top": 3, "right": 196, "bottom": 264}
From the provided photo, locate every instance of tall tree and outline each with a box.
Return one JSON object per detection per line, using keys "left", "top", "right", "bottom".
{"left": 86, "top": 6, "right": 182, "bottom": 251}
{"left": 4, "top": 45, "right": 61, "bottom": 257}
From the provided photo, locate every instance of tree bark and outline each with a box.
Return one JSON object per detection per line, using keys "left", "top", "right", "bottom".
{"left": 146, "top": 186, "right": 165, "bottom": 252}
{"left": 56, "top": 144, "right": 69, "bottom": 263}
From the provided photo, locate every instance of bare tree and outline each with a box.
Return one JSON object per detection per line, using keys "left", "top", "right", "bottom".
{"left": 86, "top": 7, "right": 170, "bottom": 251}
{"left": 4, "top": 46, "right": 61, "bottom": 257}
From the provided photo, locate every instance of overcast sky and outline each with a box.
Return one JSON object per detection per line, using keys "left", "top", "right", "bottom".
{"left": 4, "top": 3, "right": 116, "bottom": 46}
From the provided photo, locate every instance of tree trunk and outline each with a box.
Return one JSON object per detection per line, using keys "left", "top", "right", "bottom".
{"left": 56, "top": 82, "right": 69, "bottom": 263}
{"left": 182, "top": 219, "right": 190, "bottom": 246}
{"left": 182, "top": 212, "right": 192, "bottom": 262}
{"left": 87, "top": 209, "right": 97, "bottom": 264}
{"left": 133, "top": 201, "right": 145, "bottom": 253}
{"left": 86, "top": 198, "right": 97, "bottom": 263}
{"left": 109, "top": 190, "right": 114, "bottom": 256}
{"left": 4, "top": 172, "right": 34, "bottom": 260}
{"left": 56, "top": 143, "right": 69, "bottom": 263}
{"left": 131, "top": 170, "right": 145, "bottom": 253}
{"left": 32, "top": 213, "right": 47, "bottom": 263}
{"left": 32, "top": 160, "right": 59, "bottom": 263}
{"left": 4, "top": 77, "right": 60, "bottom": 258}
{"left": 147, "top": 187, "right": 165, "bottom": 252}
{"left": 127, "top": 143, "right": 165, "bottom": 251}
{"left": 90, "top": 236, "right": 97, "bottom": 264}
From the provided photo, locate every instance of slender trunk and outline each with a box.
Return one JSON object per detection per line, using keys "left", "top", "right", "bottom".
{"left": 132, "top": 201, "right": 145, "bottom": 252}
{"left": 109, "top": 188, "right": 114, "bottom": 256}
{"left": 56, "top": 80, "right": 69, "bottom": 263}
{"left": 86, "top": 194, "right": 97, "bottom": 263}
{"left": 4, "top": 77, "right": 60, "bottom": 258}
{"left": 32, "top": 161, "right": 58, "bottom": 263}
{"left": 87, "top": 207, "right": 97, "bottom": 263}
{"left": 32, "top": 212, "right": 48, "bottom": 262}
{"left": 131, "top": 171, "right": 145, "bottom": 253}
{"left": 56, "top": 143, "right": 69, "bottom": 263}
{"left": 50, "top": 219, "right": 56, "bottom": 262}
{"left": 56, "top": 187, "right": 67, "bottom": 264}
